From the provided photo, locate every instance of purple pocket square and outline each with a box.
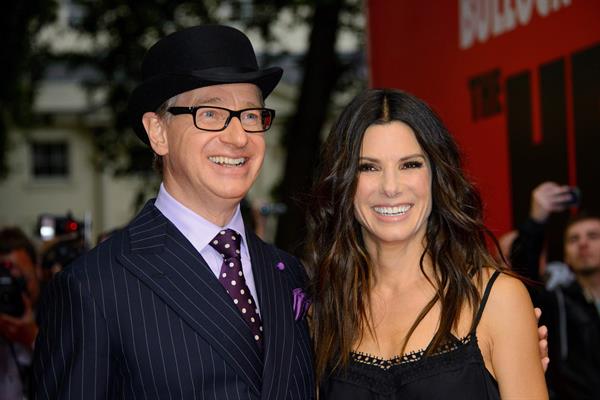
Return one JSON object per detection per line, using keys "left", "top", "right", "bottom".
{"left": 292, "top": 288, "right": 311, "bottom": 321}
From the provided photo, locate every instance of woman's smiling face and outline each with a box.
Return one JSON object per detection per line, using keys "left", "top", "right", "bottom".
{"left": 353, "top": 121, "right": 432, "bottom": 249}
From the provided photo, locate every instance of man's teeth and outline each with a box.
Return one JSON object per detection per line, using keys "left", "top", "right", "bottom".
{"left": 209, "top": 156, "right": 246, "bottom": 166}
{"left": 373, "top": 205, "right": 411, "bottom": 216}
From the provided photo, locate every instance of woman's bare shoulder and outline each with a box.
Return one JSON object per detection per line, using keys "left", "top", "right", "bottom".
{"left": 474, "top": 268, "right": 534, "bottom": 332}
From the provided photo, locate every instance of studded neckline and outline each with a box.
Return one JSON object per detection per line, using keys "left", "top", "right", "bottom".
{"left": 351, "top": 333, "right": 473, "bottom": 370}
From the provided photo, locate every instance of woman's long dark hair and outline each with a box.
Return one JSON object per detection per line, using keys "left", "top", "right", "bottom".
{"left": 305, "top": 89, "right": 504, "bottom": 384}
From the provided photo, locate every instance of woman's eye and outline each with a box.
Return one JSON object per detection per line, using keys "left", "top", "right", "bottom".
{"left": 402, "top": 160, "right": 423, "bottom": 169}
{"left": 358, "top": 163, "right": 377, "bottom": 172}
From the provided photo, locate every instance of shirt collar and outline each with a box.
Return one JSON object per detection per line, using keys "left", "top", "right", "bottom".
{"left": 154, "top": 183, "right": 249, "bottom": 256}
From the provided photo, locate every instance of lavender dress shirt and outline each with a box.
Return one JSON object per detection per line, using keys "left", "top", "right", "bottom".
{"left": 154, "top": 184, "right": 260, "bottom": 315}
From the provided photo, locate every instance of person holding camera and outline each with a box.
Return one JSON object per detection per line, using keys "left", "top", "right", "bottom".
{"left": 0, "top": 227, "right": 40, "bottom": 399}
{"left": 510, "top": 181, "right": 600, "bottom": 399}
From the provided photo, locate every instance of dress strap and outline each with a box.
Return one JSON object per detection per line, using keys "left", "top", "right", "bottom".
{"left": 471, "top": 270, "right": 501, "bottom": 334}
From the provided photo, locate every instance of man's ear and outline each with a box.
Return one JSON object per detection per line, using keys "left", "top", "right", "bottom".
{"left": 142, "top": 112, "right": 168, "bottom": 156}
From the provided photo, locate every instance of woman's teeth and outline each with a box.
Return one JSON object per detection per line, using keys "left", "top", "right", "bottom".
{"left": 373, "top": 205, "right": 411, "bottom": 216}
{"left": 209, "top": 156, "right": 246, "bottom": 166}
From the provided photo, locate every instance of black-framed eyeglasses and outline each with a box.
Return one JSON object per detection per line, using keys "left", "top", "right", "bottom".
{"left": 167, "top": 106, "right": 276, "bottom": 133}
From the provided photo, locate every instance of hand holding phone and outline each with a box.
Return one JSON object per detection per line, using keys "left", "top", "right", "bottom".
{"left": 563, "top": 186, "right": 581, "bottom": 207}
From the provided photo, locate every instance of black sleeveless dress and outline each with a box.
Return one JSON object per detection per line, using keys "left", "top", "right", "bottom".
{"left": 320, "top": 271, "right": 501, "bottom": 400}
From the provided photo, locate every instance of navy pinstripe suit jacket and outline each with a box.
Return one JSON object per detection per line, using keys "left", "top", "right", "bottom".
{"left": 32, "top": 201, "right": 315, "bottom": 399}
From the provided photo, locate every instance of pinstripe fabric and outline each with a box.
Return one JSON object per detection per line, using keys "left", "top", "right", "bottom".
{"left": 32, "top": 201, "right": 315, "bottom": 399}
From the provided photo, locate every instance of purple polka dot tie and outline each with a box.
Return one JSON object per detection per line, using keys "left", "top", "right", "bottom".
{"left": 209, "top": 229, "right": 263, "bottom": 348}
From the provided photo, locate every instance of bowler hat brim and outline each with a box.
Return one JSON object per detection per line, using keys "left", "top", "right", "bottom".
{"left": 128, "top": 66, "right": 283, "bottom": 144}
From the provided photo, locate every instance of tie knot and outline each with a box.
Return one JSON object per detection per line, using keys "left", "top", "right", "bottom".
{"left": 209, "top": 229, "right": 242, "bottom": 259}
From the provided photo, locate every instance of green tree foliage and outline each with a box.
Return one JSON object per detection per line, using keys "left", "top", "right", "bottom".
{"left": 0, "top": 0, "right": 58, "bottom": 178}
{"left": 65, "top": 0, "right": 218, "bottom": 175}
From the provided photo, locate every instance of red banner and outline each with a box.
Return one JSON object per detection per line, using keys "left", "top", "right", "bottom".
{"left": 367, "top": 0, "right": 600, "bottom": 233}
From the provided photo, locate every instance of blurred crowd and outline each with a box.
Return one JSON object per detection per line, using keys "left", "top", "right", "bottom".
{"left": 0, "top": 222, "right": 87, "bottom": 398}
{"left": 501, "top": 181, "right": 600, "bottom": 399}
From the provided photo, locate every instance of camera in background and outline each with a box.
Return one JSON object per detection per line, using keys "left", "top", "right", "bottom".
{"left": 37, "top": 213, "right": 84, "bottom": 241}
{"left": 0, "top": 260, "right": 26, "bottom": 317}
{"left": 37, "top": 213, "right": 89, "bottom": 275}
{"left": 563, "top": 186, "right": 582, "bottom": 207}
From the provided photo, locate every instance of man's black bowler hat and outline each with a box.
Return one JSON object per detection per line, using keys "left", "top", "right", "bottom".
{"left": 128, "top": 25, "right": 283, "bottom": 144}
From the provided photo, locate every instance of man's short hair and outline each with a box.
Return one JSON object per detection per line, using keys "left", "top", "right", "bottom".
{"left": 565, "top": 210, "right": 600, "bottom": 233}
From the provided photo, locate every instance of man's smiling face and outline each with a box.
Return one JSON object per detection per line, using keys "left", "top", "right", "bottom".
{"left": 152, "top": 83, "right": 266, "bottom": 219}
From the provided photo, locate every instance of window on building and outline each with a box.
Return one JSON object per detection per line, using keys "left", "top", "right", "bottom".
{"left": 67, "top": 1, "right": 86, "bottom": 27}
{"left": 31, "top": 141, "right": 69, "bottom": 178}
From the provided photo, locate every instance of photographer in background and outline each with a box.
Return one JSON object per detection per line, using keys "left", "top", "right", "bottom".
{"left": 0, "top": 227, "right": 40, "bottom": 399}
{"left": 37, "top": 213, "right": 87, "bottom": 286}
{"left": 510, "top": 181, "right": 600, "bottom": 399}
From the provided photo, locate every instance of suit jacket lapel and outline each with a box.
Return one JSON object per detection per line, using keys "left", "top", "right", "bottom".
{"left": 246, "top": 230, "right": 296, "bottom": 400}
{"left": 116, "top": 202, "right": 263, "bottom": 395}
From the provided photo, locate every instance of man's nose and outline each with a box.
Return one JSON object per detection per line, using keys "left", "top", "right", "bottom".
{"left": 220, "top": 116, "right": 249, "bottom": 147}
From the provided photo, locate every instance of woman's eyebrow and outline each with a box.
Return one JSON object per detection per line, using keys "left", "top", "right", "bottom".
{"left": 358, "top": 153, "right": 426, "bottom": 162}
